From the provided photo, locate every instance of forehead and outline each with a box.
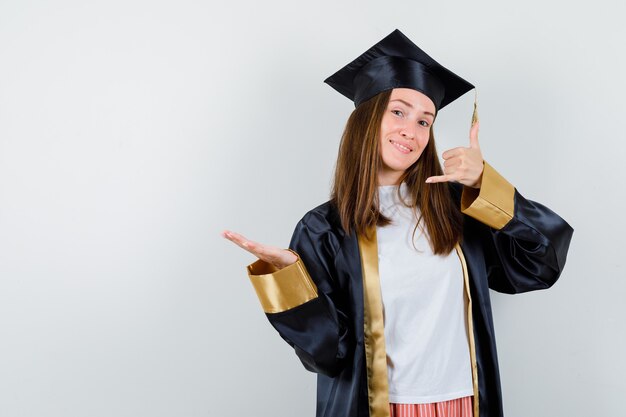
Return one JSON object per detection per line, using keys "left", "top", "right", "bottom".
{"left": 389, "top": 88, "right": 436, "bottom": 113}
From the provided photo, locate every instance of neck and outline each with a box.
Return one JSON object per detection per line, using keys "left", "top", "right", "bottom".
{"left": 377, "top": 171, "right": 403, "bottom": 186}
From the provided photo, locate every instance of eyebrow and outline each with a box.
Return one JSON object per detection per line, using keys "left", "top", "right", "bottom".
{"left": 390, "top": 99, "right": 435, "bottom": 118}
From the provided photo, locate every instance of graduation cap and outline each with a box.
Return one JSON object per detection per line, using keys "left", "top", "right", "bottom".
{"left": 324, "top": 29, "right": 477, "bottom": 121}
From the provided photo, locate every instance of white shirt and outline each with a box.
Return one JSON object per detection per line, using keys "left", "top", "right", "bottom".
{"left": 376, "top": 181, "right": 474, "bottom": 404}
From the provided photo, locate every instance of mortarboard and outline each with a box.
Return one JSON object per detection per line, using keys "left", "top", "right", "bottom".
{"left": 324, "top": 29, "right": 477, "bottom": 123}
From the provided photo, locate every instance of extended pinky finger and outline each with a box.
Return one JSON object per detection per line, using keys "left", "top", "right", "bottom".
{"left": 425, "top": 175, "right": 450, "bottom": 183}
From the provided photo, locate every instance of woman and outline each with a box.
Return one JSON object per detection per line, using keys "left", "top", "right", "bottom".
{"left": 222, "top": 29, "right": 573, "bottom": 417}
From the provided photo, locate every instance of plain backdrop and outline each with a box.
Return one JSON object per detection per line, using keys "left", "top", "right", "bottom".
{"left": 1, "top": 0, "right": 625, "bottom": 416}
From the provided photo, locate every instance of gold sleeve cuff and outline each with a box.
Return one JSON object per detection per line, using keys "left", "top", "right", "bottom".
{"left": 461, "top": 161, "right": 515, "bottom": 230}
{"left": 246, "top": 249, "right": 319, "bottom": 314}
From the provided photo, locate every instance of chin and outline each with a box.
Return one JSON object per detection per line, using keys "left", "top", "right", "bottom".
{"left": 390, "top": 159, "right": 418, "bottom": 172}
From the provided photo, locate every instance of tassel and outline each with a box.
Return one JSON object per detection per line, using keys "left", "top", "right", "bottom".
{"left": 471, "top": 88, "right": 479, "bottom": 126}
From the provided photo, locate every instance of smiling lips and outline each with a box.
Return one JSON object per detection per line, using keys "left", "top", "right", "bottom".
{"left": 389, "top": 139, "right": 413, "bottom": 154}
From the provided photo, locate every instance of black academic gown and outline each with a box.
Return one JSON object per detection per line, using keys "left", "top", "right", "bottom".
{"left": 246, "top": 162, "right": 574, "bottom": 417}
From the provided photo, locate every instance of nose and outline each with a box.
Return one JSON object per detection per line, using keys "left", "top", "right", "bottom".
{"left": 399, "top": 121, "right": 416, "bottom": 140}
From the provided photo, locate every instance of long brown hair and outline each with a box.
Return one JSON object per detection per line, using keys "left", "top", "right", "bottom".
{"left": 329, "top": 89, "right": 463, "bottom": 255}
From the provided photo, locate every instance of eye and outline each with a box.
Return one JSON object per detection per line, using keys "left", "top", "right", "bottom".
{"left": 419, "top": 120, "right": 430, "bottom": 127}
{"left": 392, "top": 110, "right": 403, "bottom": 117}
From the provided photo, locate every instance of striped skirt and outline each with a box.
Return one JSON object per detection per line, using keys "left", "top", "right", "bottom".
{"left": 389, "top": 395, "right": 473, "bottom": 417}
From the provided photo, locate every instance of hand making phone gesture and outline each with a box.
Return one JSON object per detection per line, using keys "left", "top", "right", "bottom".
{"left": 426, "top": 120, "right": 484, "bottom": 188}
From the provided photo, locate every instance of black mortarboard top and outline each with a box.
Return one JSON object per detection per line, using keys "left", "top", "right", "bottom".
{"left": 324, "top": 29, "right": 475, "bottom": 115}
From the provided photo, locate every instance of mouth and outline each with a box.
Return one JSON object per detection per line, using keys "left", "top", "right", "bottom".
{"left": 389, "top": 139, "right": 413, "bottom": 154}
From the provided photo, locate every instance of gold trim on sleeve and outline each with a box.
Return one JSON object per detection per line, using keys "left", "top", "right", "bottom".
{"left": 461, "top": 161, "right": 515, "bottom": 230}
{"left": 455, "top": 243, "right": 480, "bottom": 417}
{"left": 358, "top": 227, "right": 391, "bottom": 417}
{"left": 246, "top": 249, "right": 318, "bottom": 314}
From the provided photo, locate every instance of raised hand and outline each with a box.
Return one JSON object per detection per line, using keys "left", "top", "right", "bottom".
{"left": 221, "top": 229, "right": 298, "bottom": 270}
{"left": 425, "top": 121, "right": 484, "bottom": 188}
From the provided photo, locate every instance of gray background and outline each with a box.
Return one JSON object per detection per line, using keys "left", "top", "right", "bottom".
{"left": 1, "top": 0, "right": 624, "bottom": 416}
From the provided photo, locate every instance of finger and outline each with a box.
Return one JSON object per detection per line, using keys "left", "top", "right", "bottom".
{"left": 469, "top": 120, "right": 480, "bottom": 149}
{"left": 443, "top": 165, "right": 458, "bottom": 177}
{"left": 443, "top": 157, "right": 461, "bottom": 168}
{"left": 222, "top": 230, "right": 247, "bottom": 245}
{"left": 442, "top": 147, "right": 464, "bottom": 160}
{"left": 223, "top": 230, "right": 258, "bottom": 252}
{"left": 248, "top": 241, "right": 276, "bottom": 256}
{"left": 225, "top": 231, "right": 288, "bottom": 262}
{"left": 425, "top": 174, "right": 453, "bottom": 184}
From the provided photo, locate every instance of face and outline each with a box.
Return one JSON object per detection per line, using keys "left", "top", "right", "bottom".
{"left": 378, "top": 88, "right": 436, "bottom": 186}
